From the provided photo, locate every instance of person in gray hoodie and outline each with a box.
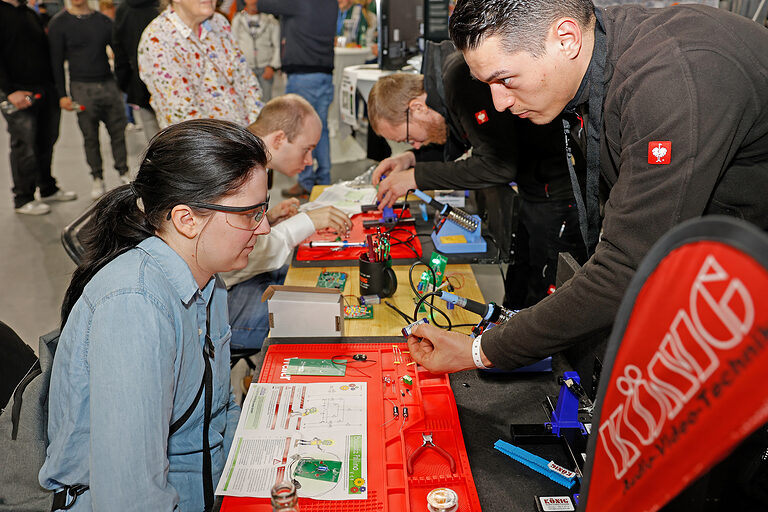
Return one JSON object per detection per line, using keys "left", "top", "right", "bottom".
{"left": 232, "top": 0, "right": 281, "bottom": 101}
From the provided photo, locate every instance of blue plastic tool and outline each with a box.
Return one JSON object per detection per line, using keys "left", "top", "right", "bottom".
{"left": 493, "top": 440, "right": 577, "bottom": 489}
{"left": 546, "top": 371, "right": 588, "bottom": 436}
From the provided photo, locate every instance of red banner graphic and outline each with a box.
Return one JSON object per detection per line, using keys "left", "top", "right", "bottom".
{"left": 586, "top": 241, "right": 768, "bottom": 512}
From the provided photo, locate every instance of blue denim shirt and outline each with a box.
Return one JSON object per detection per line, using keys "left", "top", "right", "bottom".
{"left": 40, "top": 236, "right": 241, "bottom": 511}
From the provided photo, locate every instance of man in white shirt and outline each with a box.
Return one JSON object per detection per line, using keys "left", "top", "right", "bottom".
{"left": 222, "top": 94, "right": 351, "bottom": 350}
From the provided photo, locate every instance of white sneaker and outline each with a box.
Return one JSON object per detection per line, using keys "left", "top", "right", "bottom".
{"left": 15, "top": 200, "right": 51, "bottom": 215}
{"left": 91, "top": 178, "right": 106, "bottom": 200}
{"left": 41, "top": 189, "right": 78, "bottom": 202}
{"left": 120, "top": 174, "right": 131, "bottom": 185}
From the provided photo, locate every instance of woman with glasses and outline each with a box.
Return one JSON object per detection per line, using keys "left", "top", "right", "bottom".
{"left": 40, "top": 119, "right": 269, "bottom": 511}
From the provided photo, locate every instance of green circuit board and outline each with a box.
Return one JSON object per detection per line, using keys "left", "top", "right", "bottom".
{"left": 317, "top": 271, "right": 348, "bottom": 290}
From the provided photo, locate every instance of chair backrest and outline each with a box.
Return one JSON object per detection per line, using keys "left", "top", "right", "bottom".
{"left": 579, "top": 216, "right": 768, "bottom": 511}
{"left": 61, "top": 204, "right": 97, "bottom": 265}
{"left": 0, "top": 321, "right": 38, "bottom": 411}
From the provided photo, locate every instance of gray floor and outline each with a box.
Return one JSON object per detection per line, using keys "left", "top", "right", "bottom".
{"left": 0, "top": 110, "right": 505, "bottom": 352}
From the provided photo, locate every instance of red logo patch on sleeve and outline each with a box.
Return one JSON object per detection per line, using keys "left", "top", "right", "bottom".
{"left": 475, "top": 110, "right": 489, "bottom": 125}
{"left": 648, "top": 141, "right": 671, "bottom": 164}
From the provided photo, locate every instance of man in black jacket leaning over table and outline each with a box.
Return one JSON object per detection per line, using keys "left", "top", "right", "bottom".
{"left": 370, "top": 42, "right": 588, "bottom": 308}
{"left": 406, "top": 0, "right": 768, "bottom": 372}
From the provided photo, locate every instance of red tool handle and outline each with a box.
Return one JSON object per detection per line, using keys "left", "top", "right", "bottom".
{"left": 406, "top": 443, "right": 457, "bottom": 475}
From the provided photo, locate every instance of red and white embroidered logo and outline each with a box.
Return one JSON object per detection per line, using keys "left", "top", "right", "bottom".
{"left": 475, "top": 110, "right": 489, "bottom": 125}
{"left": 648, "top": 141, "right": 671, "bottom": 164}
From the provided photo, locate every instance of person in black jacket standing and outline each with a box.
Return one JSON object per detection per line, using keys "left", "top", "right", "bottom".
{"left": 48, "top": 0, "right": 129, "bottom": 200}
{"left": 259, "top": 0, "right": 338, "bottom": 199}
{"left": 112, "top": 0, "right": 160, "bottom": 144}
{"left": 369, "top": 44, "right": 587, "bottom": 308}
{"left": 0, "top": 0, "right": 77, "bottom": 215}
{"left": 405, "top": 0, "right": 768, "bottom": 374}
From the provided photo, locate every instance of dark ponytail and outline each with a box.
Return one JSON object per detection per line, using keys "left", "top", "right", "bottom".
{"left": 61, "top": 119, "right": 268, "bottom": 327}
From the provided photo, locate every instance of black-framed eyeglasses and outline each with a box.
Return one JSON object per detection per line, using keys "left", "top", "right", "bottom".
{"left": 166, "top": 196, "right": 270, "bottom": 231}
{"left": 404, "top": 106, "right": 412, "bottom": 144}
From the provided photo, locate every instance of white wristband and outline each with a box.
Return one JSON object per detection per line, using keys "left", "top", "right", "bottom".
{"left": 472, "top": 335, "right": 490, "bottom": 369}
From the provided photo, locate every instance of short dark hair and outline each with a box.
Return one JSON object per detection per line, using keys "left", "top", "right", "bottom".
{"left": 449, "top": 0, "right": 595, "bottom": 57}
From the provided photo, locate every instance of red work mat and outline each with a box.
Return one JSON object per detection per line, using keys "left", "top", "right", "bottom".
{"left": 295, "top": 210, "right": 423, "bottom": 262}
{"left": 220, "top": 343, "right": 481, "bottom": 512}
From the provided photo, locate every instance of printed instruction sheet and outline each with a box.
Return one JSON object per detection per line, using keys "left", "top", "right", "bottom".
{"left": 216, "top": 382, "right": 368, "bottom": 500}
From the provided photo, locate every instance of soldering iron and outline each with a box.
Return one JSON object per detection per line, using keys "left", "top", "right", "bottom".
{"left": 437, "top": 291, "right": 517, "bottom": 335}
{"left": 412, "top": 189, "right": 479, "bottom": 233}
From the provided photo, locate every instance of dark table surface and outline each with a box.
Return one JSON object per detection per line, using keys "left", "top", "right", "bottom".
{"left": 241, "top": 336, "right": 580, "bottom": 512}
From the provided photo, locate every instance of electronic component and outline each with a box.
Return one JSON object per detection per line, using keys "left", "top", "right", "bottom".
{"left": 359, "top": 294, "right": 381, "bottom": 305}
{"left": 344, "top": 305, "right": 374, "bottom": 319}
{"left": 317, "top": 271, "right": 348, "bottom": 290}
{"left": 402, "top": 318, "right": 429, "bottom": 337}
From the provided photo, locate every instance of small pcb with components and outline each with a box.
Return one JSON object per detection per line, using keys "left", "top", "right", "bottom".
{"left": 344, "top": 305, "right": 374, "bottom": 319}
{"left": 317, "top": 271, "right": 348, "bottom": 290}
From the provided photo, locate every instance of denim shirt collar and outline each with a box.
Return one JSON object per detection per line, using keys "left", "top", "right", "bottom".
{"left": 138, "top": 236, "right": 215, "bottom": 306}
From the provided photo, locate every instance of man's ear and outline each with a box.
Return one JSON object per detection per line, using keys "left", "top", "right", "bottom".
{"left": 169, "top": 204, "right": 201, "bottom": 239}
{"left": 407, "top": 93, "right": 429, "bottom": 113}
{"left": 553, "top": 18, "right": 583, "bottom": 60}
{"left": 270, "top": 130, "right": 287, "bottom": 150}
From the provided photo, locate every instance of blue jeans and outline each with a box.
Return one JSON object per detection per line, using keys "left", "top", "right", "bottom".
{"left": 286, "top": 73, "right": 333, "bottom": 191}
{"left": 227, "top": 265, "right": 289, "bottom": 350}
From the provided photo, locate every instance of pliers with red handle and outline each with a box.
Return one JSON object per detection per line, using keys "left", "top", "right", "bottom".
{"left": 406, "top": 433, "right": 457, "bottom": 475}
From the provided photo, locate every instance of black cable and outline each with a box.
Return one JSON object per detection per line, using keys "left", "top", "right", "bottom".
{"left": 484, "top": 232, "right": 507, "bottom": 283}
{"left": 413, "top": 291, "right": 452, "bottom": 330}
{"left": 388, "top": 231, "right": 421, "bottom": 258}
{"left": 408, "top": 260, "right": 434, "bottom": 296}
{"left": 383, "top": 300, "right": 414, "bottom": 324}
{"left": 383, "top": 189, "right": 414, "bottom": 235}
{"left": 407, "top": 261, "right": 453, "bottom": 330}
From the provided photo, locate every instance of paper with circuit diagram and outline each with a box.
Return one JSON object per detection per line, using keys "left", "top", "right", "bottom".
{"left": 215, "top": 382, "right": 368, "bottom": 500}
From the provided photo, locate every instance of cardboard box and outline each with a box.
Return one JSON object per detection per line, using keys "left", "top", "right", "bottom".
{"left": 261, "top": 285, "right": 344, "bottom": 337}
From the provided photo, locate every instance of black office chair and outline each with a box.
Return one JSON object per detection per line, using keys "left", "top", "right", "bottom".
{"left": 61, "top": 203, "right": 98, "bottom": 265}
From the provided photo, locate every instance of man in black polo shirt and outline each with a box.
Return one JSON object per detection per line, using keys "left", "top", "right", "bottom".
{"left": 0, "top": 0, "right": 77, "bottom": 215}
{"left": 48, "top": 0, "right": 129, "bottom": 200}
